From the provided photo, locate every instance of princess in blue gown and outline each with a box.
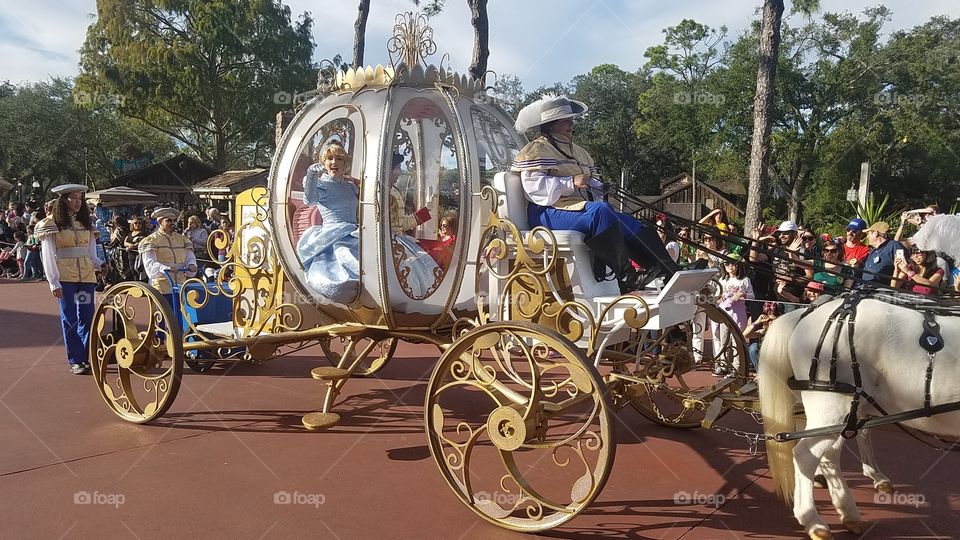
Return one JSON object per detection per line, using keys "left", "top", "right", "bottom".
{"left": 296, "top": 143, "right": 361, "bottom": 304}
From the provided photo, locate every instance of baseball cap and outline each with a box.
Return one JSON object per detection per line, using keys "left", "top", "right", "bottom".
{"left": 776, "top": 220, "right": 799, "bottom": 233}
{"left": 863, "top": 221, "right": 890, "bottom": 234}
{"left": 846, "top": 218, "right": 867, "bottom": 232}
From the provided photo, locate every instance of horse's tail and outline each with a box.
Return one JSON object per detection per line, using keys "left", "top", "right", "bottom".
{"left": 759, "top": 308, "right": 803, "bottom": 504}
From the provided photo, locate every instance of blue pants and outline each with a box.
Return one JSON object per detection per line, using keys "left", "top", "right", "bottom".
{"left": 23, "top": 250, "right": 41, "bottom": 278}
{"left": 58, "top": 282, "right": 96, "bottom": 366}
{"left": 748, "top": 342, "right": 761, "bottom": 371}
{"left": 527, "top": 201, "right": 647, "bottom": 240}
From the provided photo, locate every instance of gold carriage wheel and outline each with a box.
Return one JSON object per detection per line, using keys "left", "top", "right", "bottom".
{"left": 89, "top": 282, "right": 184, "bottom": 424}
{"left": 319, "top": 336, "right": 397, "bottom": 377}
{"left": 425, "top": 321, "right": 615, "bottom": 532}
{"left": 614, "top": 301, "right": 749, "bottom": 429}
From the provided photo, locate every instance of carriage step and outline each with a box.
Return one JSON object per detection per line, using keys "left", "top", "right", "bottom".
{"left": 311, "top": 367, "right": 351, "bottom": 381}
{"left": 302, "top": 412, "right": 341, "bottom": 431}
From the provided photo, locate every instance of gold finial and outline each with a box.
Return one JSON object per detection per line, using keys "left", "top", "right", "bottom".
{"left": 387, "top": 12, "right": 437, "bottom": 69}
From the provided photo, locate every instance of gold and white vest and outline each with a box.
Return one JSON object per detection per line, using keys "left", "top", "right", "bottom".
{"left": 511, "top": 136, "right": 600, "bottom": 211}
{"left": 35, "top": 217, "right": 97, "bottom": 284}
{"left": 139, "top": 230, "right": 194, "bottom": 294}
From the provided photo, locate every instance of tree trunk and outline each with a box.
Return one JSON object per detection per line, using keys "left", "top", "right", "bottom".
{"left": 787, "top": 162, "right": 811, "bottom": 223}
{"left": 352, "top": 0, "right": 370, "bottom": 69}
{"left": 743, "top": 0, "right": 784, "bottom": 233}
{"left": 467, "top": 0, "right": 489, "bottom": 83}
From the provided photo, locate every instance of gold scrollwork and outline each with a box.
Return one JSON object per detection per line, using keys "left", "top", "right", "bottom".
{"left": 426, "top": 322, "right": 614, "bottom": 532}
{"left": 387, "top": 12, "right": 437, "bottom": 70}
{"left": 177, "top": 187, "right": 303, "bottom": 361}
{"left": 461, "top": 185, "right": 651, "bottom": 357}
{"left": 90, "top": 281, "right": 183, "bottom": 423}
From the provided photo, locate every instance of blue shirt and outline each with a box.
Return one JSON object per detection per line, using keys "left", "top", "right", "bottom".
{"left": 862, "top": 239, "right": 903, "bottom": 283}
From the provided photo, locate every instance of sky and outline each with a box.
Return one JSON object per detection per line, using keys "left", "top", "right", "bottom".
{"left": 0, "top": 0, "right": 957, "bottom": 91}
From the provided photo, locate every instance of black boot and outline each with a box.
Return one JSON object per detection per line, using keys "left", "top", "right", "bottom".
{"left": 625, "top": 226, "right": 682, "bottom": 289}
{"left": 585, "top": 224, "right": 634, "bottom": 292}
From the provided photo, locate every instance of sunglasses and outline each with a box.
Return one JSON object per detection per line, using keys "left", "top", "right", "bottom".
{"left": 802, "top": 236, "right": 815, "bottom": 241}
{"left": 439, "top": 223, "right": 452, "bottom": 229}
{"left": 910, "top": 249, "right": 923, "bottom": 254}
{"left": 824, "top": 248, "right": 839, "bottom": 253}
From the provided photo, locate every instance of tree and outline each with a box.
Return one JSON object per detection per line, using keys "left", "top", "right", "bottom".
{"left": 744, "top": 0, "right": 785, "bottom": 233}
{"left": 0, "top": 78, "right": 175, "bottom": 199}
{"left": 570, "top": 65, "right": 652, "bottom": 192}
{"left": 353, "top": 0, "right": 371, "bottom": 69}
{"left": 77, "top": 0, "right": 316, "bottom": 169}
{"left": 467, "top": 0, "right": 490, "bottom": 83}
{"left": 634, "top": 20, "right": 729, "bottom": 194}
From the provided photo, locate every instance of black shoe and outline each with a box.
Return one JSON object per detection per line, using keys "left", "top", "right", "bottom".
{"left": 69, "top": 364, "right": 91, "bottom": 375}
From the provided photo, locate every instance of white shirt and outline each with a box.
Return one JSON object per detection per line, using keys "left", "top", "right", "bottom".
{"left": 519, "top": 170, "right": 604, "bottom": 207}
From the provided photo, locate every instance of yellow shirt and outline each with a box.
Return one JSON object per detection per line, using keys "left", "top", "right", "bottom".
{"left": 36, "top": 216, "right": 99, "bottom": 288}
{"left": 139, "top": 230, "right": 195, "bottom": 294}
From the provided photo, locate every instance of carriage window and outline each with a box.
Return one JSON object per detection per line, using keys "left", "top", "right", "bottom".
{"left": 288, "top": 107, "right": 363, "bottom": 305}
{"left": 471, "top": 105, "right": 521, "bottom": 186}
{"left": 389, "top": 97, "right": 461, "bottom": 300}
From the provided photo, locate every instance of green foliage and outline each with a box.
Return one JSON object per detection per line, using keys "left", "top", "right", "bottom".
{"left": 850, "top": 192, "right": 902, "bottom": 227}
{"left": 0, "top": 78, "right": 176, "bottom": 201}
{"left": 77, "top": 0, "right": 316, "bottom": 169}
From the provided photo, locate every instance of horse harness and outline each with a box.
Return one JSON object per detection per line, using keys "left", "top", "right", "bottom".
{"left": 776, "top": 289, "right": 960, "bottom": 446}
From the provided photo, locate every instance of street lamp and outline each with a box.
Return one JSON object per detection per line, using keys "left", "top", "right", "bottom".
{"left": 31, "top": 180, "right": 40, "bottom": 201}
{"left": 17, "top": 180, "right": 23, "bottom": 202}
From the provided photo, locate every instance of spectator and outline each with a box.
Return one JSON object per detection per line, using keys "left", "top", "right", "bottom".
{"left": 699, "top": 208, "right": 730, "bottom": 236}
{"left": 184, "top": 215, "right": 210, "bottom": 275}
{"left": 799, "top": 230, "right": 820, "bottom": 261}
{"left": 695, "top": 232, "right": 727, "bottom": 268}
{"left": 124, "top": 217, "right": 149, "bottom": 280}
{"left": 655, "top": 214, "right": 680, "bottom": 263}
{"left": 714, "top": 254, "right": 754, "bottom": 375}
{"left": 812, "top": 240, "right": 853, "bottom": 293}
{"left": 206, "top": 208, "right": 223, "bottom": 230}
{"left": 676, "top": 226, "right": 695, "bottom": 265}
{"left": 743, "top": 301, "right": 782, "bottom": 372}
{"left": 11, "top": 231, "right": 27, "bottom": 279}
{"left": 894, "top": 247, "right": 943, "bottom": 296}
{"left": 23, "top": 224, "right": 42, "bottom": 280}
{"left": 843, "top": 218, "right": 870, "bottom": 268}
{"left": 747, "top": 231, "right": 777, "bottom": 317}
{"left": 861, "top": 221, "right": 904, "bottom": 287}
{"left": 803, "top": 280, "right": 825, "bottom": 303}
{"left": 764, "top": 221, "right": 806, "bottom": 304}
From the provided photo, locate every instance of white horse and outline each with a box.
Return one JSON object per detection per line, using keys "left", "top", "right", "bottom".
{"left": 760, "top": 296, "right": 960, "bottom": 539}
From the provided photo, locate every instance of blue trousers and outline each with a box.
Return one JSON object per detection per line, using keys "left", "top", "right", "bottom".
{"left": 23, "top": 250, "right": 41, "bottom": 278}
{"left": 58, "top": 282, "right": 96, "bottom": 366}
{"left": 527, "top": 201, "right": 647, "bottom": 240}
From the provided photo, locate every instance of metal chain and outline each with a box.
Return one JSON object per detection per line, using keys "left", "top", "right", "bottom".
{"left": 711, "top": 424, "right": 775, "bottom": 456}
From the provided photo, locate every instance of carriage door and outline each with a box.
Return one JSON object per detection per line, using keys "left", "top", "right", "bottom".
{"left": 386, "top": 94, "right": 463, "bottom": 306}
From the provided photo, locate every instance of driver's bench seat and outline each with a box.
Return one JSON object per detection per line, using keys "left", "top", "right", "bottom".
{"left": 491, "top": 172, "right": 621, "bottom": 300}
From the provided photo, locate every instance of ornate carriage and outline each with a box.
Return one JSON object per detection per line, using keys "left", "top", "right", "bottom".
{"left": 88, "top": 14, "right": 754, "bottom": 532}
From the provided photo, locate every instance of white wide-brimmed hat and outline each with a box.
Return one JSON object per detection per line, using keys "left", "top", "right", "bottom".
{"left": 514, "top": 95, "right": 588, "bottom": 132}
{"left": 51, "top": 183, "right": 88, "bottom": 195}
{"left": 151, "top": 207, "right": 179, "bottom": 220}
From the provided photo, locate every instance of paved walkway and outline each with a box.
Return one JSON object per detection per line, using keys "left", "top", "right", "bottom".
{"left": 1, "top": 278, "right": 957, "bottom": 539}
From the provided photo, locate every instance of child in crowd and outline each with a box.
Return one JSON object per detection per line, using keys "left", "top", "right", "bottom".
{"left": 22, "top": 225, "right": 42, "bottom": 280}
{"left": 12, "top": 231, "right": 28, "bottom": 279}
{"left": 713, "top": 254, "right": 754, "bottom": 375}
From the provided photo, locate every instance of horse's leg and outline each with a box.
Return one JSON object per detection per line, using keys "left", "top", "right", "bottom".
{"left": 793, "top": 435, "right": 836, "bottom": 539}
{"left": 856, "top": 428, "right": 894, "bottom": 493}
{"left": 819, "top": 438, "right": 865, "bottom": 535}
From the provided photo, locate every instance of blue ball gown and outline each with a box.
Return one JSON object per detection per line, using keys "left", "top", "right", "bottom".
{"left": 296, "top": 164, "right": 362, "bottom": 304}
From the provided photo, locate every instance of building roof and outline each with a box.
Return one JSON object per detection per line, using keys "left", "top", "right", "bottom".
{"left": 193, "top": 169, "right": 268, "bottom": 192}
{"left": 112, "top": 154, "right": 220, "bottom": 193}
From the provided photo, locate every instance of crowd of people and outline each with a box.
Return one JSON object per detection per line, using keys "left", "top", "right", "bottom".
{"left": 657, "top": 206, "right": 959, "bottom": 372}
{"left": 2, "top": 198, "right": 230, "bottom": 290}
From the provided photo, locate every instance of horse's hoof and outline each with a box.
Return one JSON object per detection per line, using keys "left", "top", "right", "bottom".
{"left": 843, "top": 520, "right": 865, "bottom": 535}
{"left": 875, "top": 481, "right": 895, "bottom": 494}
{"left": 813, "top": 474, "right": 828, "bottom": 488}
{"left": 808, "top": 525, "right": 833, "bottom": 539}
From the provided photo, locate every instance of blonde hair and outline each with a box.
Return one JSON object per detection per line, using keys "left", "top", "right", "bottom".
{"left": 187, "top": 215, "right": 202, "bottom": 228}
{"left": 316, "top": 142, "right": 350, "bottom": 164}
